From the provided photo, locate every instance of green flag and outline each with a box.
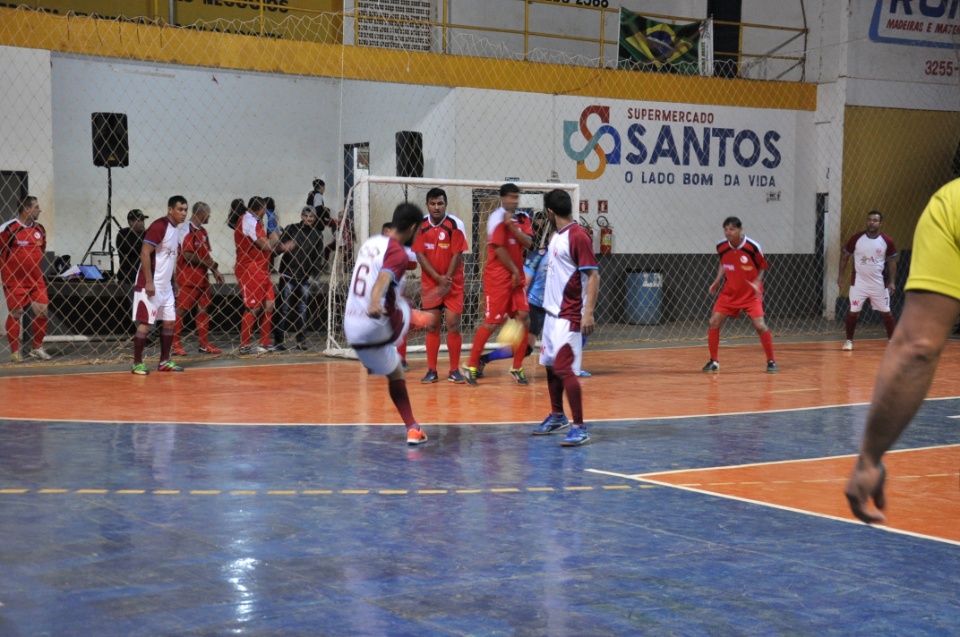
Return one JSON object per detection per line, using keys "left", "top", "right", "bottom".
{"left": 619, "top": 8, "right": 703, "bottom": 74}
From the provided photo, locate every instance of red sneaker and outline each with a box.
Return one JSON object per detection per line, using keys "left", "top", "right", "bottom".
{"left": 172, "top": 343, "right": 187, "bottom": 357}
{"left": 199, "top": 344, "right": 223, "bottom": 355}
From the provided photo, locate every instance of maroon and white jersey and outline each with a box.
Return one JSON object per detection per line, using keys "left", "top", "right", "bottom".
{"left": 843, "top": 231, "right": 897, "bottom": 289}
{"left": 136, "top": 216, "right": 180, "bottom": 291}
{"left": 344, "top": 234, "right": 412, "bottom": 348}
{"left": 543, "top": 222, "right": 598, "bottom": 322}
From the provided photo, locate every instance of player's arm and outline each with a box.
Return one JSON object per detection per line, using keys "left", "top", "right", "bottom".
{"left": 503, "top": 216, "right": 533, "bottom": 250}
{"left": 708, "top": 261, "right": 724, "bottom": 295}
{"left": 140, "top": 241, "right": 157, "bottom": 296}
{"left": 886, "top": 257, "right": 898, "bottom": 294}
{"left": 366, "top": 271, "right": 396, "bottom": 318}
{"left": 837, "top": 250, "right": 851, "bottom": 288}
{"left": 582, "top": 268, "right": 599, "bottom": 336}
{"left": 494, "top": 245, "right": 523, "bottom": 289}
{"left": 416, "top": 253, "right": 445, "bottom": 286}
{"left": 444, "top": 252, "right": 462, "bottom": 282}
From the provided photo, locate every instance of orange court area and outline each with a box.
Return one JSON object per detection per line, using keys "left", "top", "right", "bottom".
{"left": 3, "top": 338, "right": 960, "bottom": 426}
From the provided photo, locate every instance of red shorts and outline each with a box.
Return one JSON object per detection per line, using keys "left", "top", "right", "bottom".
{"left": 238, "top": 273, "right": 275, "bottom": 309}
{"left": 422, "top": 281, "right": 464, "bottom": 314}
{"left": 3, "top": 281, "right": 48, "bottom": 311}
{"left": 176, "top": 282, "right": 212, "bottom": 311}
{"left": 714, "top": 296, "right": 764, "bottom": 319}
{"left": 484, "top": 285, "right": 529, "bottom": 324}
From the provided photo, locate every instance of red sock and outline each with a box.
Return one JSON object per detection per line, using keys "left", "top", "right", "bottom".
{"left": 708, "top": 328, "right": 720, "bottom": 361}
{"left": 545, "top": 367, "right": 565, "bottom": 414}
{"left": 133, "top": 332, "right": 147, "bottom": 364}
{"left": 5, "top": 315, "right": 20, "bottom": 352}
{"left": 845, "top": 313, "right": 858, "bottom": 340}
{"left": 425, "top": 330, "right": 440, "bottom": 370}
{"left": 31, "top": 315, "right": 47, "bottom": 349}
{"left": 397, "top": 337, "right": 407, "bottom": 362}
{"left": 882, "top": 314, "right": 896, "bottom": 339}
{"left": 387, "top": 378, "right": 417, "bottom": 427}
{"left": 196, "top": 311, "right": 210, "bottom": 345}
{"left": 447, "top": 332, "right": 462, "bottom": 372}
{"left": 259, "top": 311, "right": 272, "bottom": 347}
{"left": 759, "top": 329, "right": 775, "bottom": 361}
{"left": 512, "top": 328, "right": 529, "bottom": 369}
{"left": 240, "top": 312, "right": 255, "bottom": 347}
{"left": 468, "top": 325, "right": 493, "bottom": 367}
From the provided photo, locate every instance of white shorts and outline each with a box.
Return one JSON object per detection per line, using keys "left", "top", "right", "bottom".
{"left": 849, "top": 285, "right": 890, "bottom": 314}
{"left": 539, "top": 314, "right": 582, "bottom": 371}
{"left": 355, "top": 344, "right": 402, "bottom": 377}
{"left": 133, "top": 288, "right": 176, "bottom": 324}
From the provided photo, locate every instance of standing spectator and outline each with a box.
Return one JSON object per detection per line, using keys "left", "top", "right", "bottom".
{"left": 531, "top": 189, "right": 599, "bottom": 446}
{"left": 172, "top": 201, "right": 225, "bottom": 356}
{"left": 344, "top": 203, "right": 428, "bottom": 446}
{"left": 703, "top": 217, "right": 778, "bottom": 374}
{"left": 1, "top": 196, "right": 52, "bottom": 361}
{"left": 234, "top": 196, "right": 295, "bottom": 355}
{"left": 461, "top": 183, "right": 534, "bottom": 386}
{"left": 116, "top": 209, "right": 147, "bottom": 286}
{"left": 307, "top": 179, "right": 325, "bottom": 212}
{"left": 845, "top": 179, "right": 960, "bottom": 523}
{"left": 837, "top": 210, "right": 898, "bottom": 350}
{"left": 413, "top": 187, "right": 468, "bottom": 384}
{"left": 274, "top": 205, "right": 325, "bottom": 350}
{"left": 131, "top": 196, "right": 189, "bottom": 375}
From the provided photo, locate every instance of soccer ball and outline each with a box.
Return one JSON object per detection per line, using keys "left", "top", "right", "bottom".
{"left": 496, "top": 319, "right": 525, "bottom": 350}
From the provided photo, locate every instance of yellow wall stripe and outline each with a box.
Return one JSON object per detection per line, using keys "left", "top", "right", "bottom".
{"left": 0, "top": 8, "right": 815, "bottom": 111}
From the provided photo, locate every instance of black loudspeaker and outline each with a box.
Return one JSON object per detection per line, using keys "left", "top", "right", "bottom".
{"left": 395, "top": 131, "right": 424, "bottom": 178}
{"left": 92, "top": 112, "right": 129, "bottom": 168}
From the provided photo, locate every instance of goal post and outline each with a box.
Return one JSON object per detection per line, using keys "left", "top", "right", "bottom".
{"left": 323, "top": 175, "right": 580, "bottom": 358}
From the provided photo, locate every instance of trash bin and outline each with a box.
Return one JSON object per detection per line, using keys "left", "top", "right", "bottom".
{"left": 625, "top": 271, "right": 663, "bottom": 325}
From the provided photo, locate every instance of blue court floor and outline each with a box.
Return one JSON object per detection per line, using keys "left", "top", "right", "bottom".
{"left": 1, "top": 400, "right": 958, "bottom": 635}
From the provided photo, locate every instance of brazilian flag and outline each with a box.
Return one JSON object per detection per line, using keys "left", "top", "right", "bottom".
{"left": 619, "top": 8, "right": 703, "bottom": 75}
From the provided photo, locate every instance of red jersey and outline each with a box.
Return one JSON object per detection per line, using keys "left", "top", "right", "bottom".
{"left": 0, "top": 219, "right": 46, "bottom": 286}
{"left": 234, "top": 211, "right": 270, "bottom": 275}
{"left": 716, "top": 236, "right": 768, "bottom": 306}
{"left": 412, "top": 214, "right": 467, "bottom": 290}
{"left": 485, "top": 214, "right": 533, "bottom": 291}
{"left": 177, "top": 221, "right": 214, "bottom": 288}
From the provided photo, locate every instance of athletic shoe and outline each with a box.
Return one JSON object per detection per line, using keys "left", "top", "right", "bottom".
{"left": 295, "top": 342, "right": 309, "bottom": 351}
{"left": 766, "top": 361, "right": 779, "bottom": 374}
{"left": 461, "top": 365, "right": 479, "bottom": 386}
{"left": 29, "top": 347, "right": 52, "bottom": 361}
{"left": 702, "top": 359, "right": 720, "bottom": 373}
{"left": 561, "top": 425, "right": 590, "bottom": 447}
{"left": 158, "top": 360, "right": 184, "bottom": 372}
{"left": 199, "top": 344, "right": 223, "bottom": 355}
{"left": 10, "top": 351, "right": 22, "bottom": 363}
{"left": 172, "top": 343, "right": 187, "bottom": 356}
{"left": 131, "top": 362, "right": 149, "bottom": 376}
{"left": 841, "top": 340, "right": 853, "bottom": 351}
{"left": 238, "top": 345, "right": 268, "bottom": 356}
{"left": 447, "top": 370, "right": 466, "bottom": 384}
{"left": 421, "top": 369, "right": 439, "bottom": 384}
{"left": 509, "top": 367, "right": 528, "bottom": 386}
{"left": 406, "top": 427, "right": 428, "bottom": 445}
{"left": 401, "top": 360, "right": 411, "bottom": 372}
{"left": 578, "top": 370, "right": 592, "bottom": 377}
{"left": 272, "top": 343, "right": 288, "bottom": 352}
{"left": 532, "top": 412, "right": 570, "bottom": 436}
{"left": 476, "top": 357, "right": 486, "bottom": 379}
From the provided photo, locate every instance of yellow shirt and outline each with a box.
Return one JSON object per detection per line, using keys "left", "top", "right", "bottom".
{"left": 905, "top": 178, "right": 960, "bottom": 302}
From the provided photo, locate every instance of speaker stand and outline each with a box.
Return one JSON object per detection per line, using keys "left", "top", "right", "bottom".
{"left": 82, "top": 164, "right": 122, "bottom": 275}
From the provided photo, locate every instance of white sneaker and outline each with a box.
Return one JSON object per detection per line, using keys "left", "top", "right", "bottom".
{"left": 29, "top": 347, "right": 52, "bottom": 360}
{"left": 841, "top": 340, "right": 853, "bottom": 351}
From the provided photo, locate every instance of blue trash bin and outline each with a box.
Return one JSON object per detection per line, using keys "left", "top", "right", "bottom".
{"left": 626, "top": 272, "right": 663, "bottom": 325}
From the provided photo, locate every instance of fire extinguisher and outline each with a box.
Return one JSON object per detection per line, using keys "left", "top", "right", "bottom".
{"left": 597, "top": 215, "right": 612, "bottom": 255}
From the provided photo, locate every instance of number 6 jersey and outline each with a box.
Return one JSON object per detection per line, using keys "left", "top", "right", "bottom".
{"left": 344, "top": 234, "right": 412, "bottom": 348}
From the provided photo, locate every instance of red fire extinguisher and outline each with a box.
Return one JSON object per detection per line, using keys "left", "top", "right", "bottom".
{"left": 597, "top": 215, "right": 612, "bottom": 255}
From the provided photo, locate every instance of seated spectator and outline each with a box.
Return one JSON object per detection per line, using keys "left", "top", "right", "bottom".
{"left": 274, "top": 205, "right": 325, "bottom": 350}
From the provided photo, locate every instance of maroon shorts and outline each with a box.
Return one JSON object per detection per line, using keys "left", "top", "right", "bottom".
{"left": 484, "top": 285, "right": 529, "bottom": 324}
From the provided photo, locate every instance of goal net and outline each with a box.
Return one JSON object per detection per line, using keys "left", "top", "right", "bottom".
{"left": 323, "top": 176, "right": 580, "bottom": 358}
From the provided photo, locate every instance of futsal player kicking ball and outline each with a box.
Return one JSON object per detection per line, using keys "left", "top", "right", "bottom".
{"left": 344, "top": 203, "right": 429, "bottom": 446}
{"left": 131, "top": 196, "right": 189, "bottom": 375}
{"left": 531, "top": 190, "right": 598, "bottom": 446}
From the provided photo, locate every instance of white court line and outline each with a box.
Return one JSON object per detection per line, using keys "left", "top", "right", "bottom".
{"left": 586, "top": 464, "right": 960, "bottom": 547}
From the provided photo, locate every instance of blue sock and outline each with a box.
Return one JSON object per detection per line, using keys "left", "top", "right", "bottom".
{"left": 487, "top": 345, "right": 513, "bottom": 362}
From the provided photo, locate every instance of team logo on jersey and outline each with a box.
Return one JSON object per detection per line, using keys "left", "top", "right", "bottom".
{"left": 438, "top": 231, "right": 446, "bottom": 240}
{"left": 740, "top": 255, "right": 749, "bottom": 264}
{"left": 34, "top": 232, "right": 41, "bottom": 240}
